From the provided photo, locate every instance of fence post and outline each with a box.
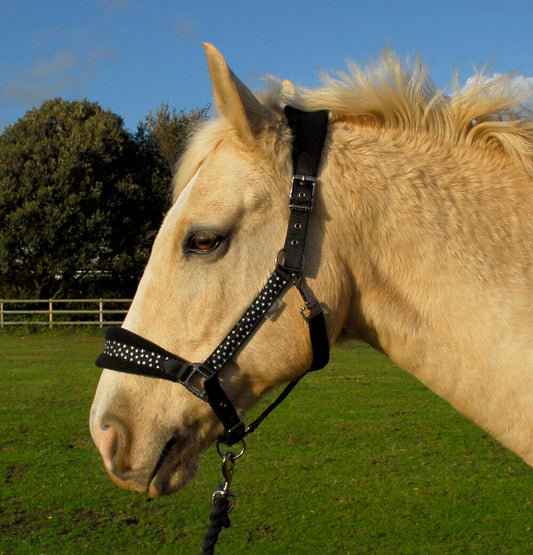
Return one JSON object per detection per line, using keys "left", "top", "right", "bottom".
{"left": 49, "top": 299, "right": 53, "bottom": 328}
{"left": 99, "top": 300, "right": 103, "bottom": 328}
{"left": 1, "top": 301, "right": 3, "bottom": 328}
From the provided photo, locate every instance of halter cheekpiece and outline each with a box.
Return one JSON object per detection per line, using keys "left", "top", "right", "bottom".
{"left": 95, "top": 106, "right": 330, "bottom": 446}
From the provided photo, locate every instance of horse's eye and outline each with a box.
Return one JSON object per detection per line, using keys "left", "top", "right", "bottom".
{"left": 190, "top": 232, "right": 221, "bottom": 253}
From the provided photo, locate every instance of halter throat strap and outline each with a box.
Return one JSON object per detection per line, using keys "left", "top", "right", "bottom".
{"left": 95, "top": 107, "right": 329, "bottom": 446}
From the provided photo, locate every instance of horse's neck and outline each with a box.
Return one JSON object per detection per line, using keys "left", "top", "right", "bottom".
{"left": 325, "top": 124, "right": 533, "bottom": 466}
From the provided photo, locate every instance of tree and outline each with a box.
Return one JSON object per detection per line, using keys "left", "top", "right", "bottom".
{"left": 0, "top": 98, "right": 170, "bottom": 299}
{"left": 138, "top": 103, "right": 209, "bottom": 173}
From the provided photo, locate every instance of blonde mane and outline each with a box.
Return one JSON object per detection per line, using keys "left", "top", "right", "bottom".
{"left": 278, "top": 51, "right": 533, "bottom": 175}
{"left": 176, "top": 50, "right": 533, "bottom": 199}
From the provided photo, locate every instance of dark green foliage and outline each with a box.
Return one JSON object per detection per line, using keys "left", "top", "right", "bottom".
{"left": 138, "top": 103, "right": 209, "bottom": 174}
{"left": 0, "top": 99, "right": 207, "bottom": 299}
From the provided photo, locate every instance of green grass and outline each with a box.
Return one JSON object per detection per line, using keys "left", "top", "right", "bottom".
{"left": 1, "top": 330, "right": 533, "bottom": 554}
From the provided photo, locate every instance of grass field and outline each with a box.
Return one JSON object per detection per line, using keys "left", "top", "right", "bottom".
{"left": 1, "top": 330, "right": 533, "bottom": 554}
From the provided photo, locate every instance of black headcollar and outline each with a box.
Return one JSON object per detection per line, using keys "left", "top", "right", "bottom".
{"left": 95, "top": 107, "right": 329, "bottom": 446}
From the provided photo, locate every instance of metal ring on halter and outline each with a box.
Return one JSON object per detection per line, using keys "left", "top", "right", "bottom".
{"left": 275, "top": 248, "right": 286, "bottom": 268}
{"left": 216, "top": 438, "right": 246, "bottom": 460}
{"left": 275, "top": 248, "right": 305, "bottom": 270}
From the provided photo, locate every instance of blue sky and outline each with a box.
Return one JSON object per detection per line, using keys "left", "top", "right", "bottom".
{"left": 2, "top": 0, "right": 533, "bottom": 131}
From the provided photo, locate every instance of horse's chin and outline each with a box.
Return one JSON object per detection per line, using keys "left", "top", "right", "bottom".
{"left": 97, "top": 433, "right": 201, "bottom": 496}
{"left": 102, "top": 456, "right": 199, "bottom": 496}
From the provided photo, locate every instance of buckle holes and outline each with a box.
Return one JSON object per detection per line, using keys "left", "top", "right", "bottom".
{"left": 294, "top": 223, "right": 302, "bottom": 229}
{"left": 291, "top": 240, "right": 299, "bottom": 246}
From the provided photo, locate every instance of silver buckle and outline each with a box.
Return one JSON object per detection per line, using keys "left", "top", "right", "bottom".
{"left": 289, "top": 175, "right": 316, "bottom": 212}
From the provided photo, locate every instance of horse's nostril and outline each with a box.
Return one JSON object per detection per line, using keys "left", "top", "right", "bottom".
{"left": 91, "top": 419, "right": 151, "bottom": 492}
{"left": 92, "top": 423, "right": 119, "bottom": 472}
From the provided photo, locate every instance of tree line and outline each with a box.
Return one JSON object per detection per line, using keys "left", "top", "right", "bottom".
{"left": 0, "top": 98, "right": 208, "bottom": 299}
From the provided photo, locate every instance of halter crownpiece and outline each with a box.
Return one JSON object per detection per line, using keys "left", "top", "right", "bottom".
{"left": 95, "top": 106, "right": 329, "bottom": 446}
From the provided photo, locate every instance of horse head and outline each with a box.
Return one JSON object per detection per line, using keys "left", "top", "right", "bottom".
{"left": 90, "top": 45, "right": 344, "bottom": 495}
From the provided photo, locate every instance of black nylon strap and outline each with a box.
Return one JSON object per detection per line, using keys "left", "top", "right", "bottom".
{"left": 307, "top": 309, "right": 329, "bottom": 371}
{"left": 283, "top": 177, "right": 316, "bottom": 272}
{"left": 204, "top": 375, "right": 246, "bottom": 445}
{"left": 282, "top": 107, "right": 328, "bottom": 272}
{"left": 95, "top": 327, "right": 216, "bottom": 400}
{"left": 96, "top": 327, "right": 189, "bottom": 381}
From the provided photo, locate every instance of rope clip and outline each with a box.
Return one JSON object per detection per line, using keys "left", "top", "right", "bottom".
{"left": 211, "top": 446, "right": 244, "bottom": 514}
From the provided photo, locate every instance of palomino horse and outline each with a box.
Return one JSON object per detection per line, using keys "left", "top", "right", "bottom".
{"left": 91, "top": 44, "right": 533, "bottom": 497}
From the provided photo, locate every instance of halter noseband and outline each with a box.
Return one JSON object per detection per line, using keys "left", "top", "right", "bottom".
{"left": 95, "top": 106, "right": 330, "bottom": 446}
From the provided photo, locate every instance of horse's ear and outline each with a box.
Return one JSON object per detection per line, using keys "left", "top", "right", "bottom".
{"left": 203, "top": 43, "right": 271, "bottom": 142}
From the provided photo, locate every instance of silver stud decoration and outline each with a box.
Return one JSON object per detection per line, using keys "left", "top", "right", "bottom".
{"left": 103, "top": 339, "right": 171, "bottom": 370}
{"left": 206, "top": 270, "right": 289, "bottom": 371}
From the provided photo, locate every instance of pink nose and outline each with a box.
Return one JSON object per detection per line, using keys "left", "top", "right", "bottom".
{"left": 91, "top": 422, "right": 148, "bottom": 492}
{"left": 91, "top": 424, "right": 118, "bottom": 472}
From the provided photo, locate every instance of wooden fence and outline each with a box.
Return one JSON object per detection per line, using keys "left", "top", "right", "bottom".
{"left": 0, "top": 299, "right": 132, "bottom": 328}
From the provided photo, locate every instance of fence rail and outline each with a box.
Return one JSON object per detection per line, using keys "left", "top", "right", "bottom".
{"left": 0, "top": 299, "right": 132, "bottom": 328}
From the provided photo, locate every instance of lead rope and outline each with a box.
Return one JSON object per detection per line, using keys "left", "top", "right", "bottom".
{"left": 202, "top": 443, "right": 244, "bottom": 554}
{"left": 202, "top": 495, "right": 231, "bottom": 555}
{"left": 200, "top": 370, "right": 308, "bottom": 553}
